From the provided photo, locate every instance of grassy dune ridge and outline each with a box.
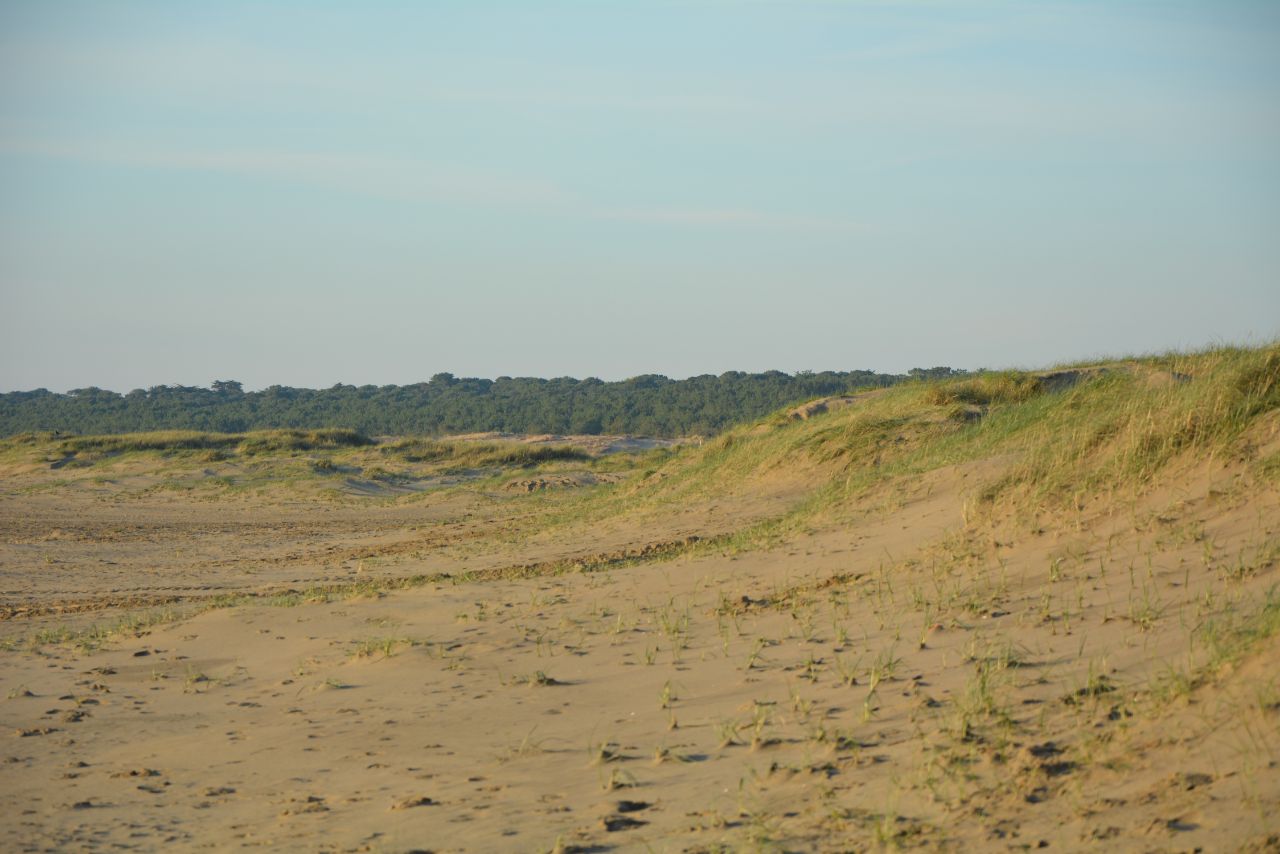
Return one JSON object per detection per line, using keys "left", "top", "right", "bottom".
{"left": 6, "top": 427, "right": 373, "bottom": 457}
{"left": 607, "top": 344, "right": 1280, "bottom": 515}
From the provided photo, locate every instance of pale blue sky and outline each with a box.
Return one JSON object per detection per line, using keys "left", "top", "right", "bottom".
{"left": 2, "top": 1, "right": 1278, "bottom": 391}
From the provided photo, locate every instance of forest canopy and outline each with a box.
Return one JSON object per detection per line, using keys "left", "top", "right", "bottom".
{"left": 0, "top": 368, "right": 965, "bottom": 438}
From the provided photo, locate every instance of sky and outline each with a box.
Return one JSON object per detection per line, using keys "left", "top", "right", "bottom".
{"left": 1, "top": 1, "right": 1278, "bottom": 392}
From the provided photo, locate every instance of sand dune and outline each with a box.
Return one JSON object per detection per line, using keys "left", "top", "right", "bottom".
{"left": 3, "top": 349, "right": 1278, "bottom": 851}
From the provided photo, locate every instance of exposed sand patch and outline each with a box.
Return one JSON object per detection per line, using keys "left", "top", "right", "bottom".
{"left": 2, "top": 447, "right": 1277, "bottom": 851}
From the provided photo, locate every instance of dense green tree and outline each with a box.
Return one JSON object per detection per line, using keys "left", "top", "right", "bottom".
{"left": 0, "top": 367, "right": 961, "bottom": 438}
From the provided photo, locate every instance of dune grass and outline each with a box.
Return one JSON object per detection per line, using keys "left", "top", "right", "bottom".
{"left": 0, "top": 429, "right": 607, "bottom": 502}
{"left": 549, "top": 343, "right": 1280, "bottom": 534}
{"left": 377, "top": 438, "right": 589, "bottom": 470}
{"left": 14, "top": 430, "right": 592, "bottom": 472}
{"left": 957, "top": 344, "right": 1280, "bottom": 505}
{"left": 48, "top": 428, "right": 373, "bottom": 457}
{"left": 921, "top": 371, "right": 1044, "bottom": 406}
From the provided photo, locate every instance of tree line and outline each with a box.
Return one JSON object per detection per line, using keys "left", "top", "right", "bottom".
{"left": 0, "top": 367, "right": 966, "bottom": 439}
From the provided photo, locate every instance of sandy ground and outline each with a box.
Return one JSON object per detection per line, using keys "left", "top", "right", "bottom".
{"left": 1, "top": 437, "right": 1279, "bottom": 851}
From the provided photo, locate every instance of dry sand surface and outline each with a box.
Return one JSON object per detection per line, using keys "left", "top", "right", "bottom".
{"left": 2, "top": 389, "right": 1279, "bottom": 852}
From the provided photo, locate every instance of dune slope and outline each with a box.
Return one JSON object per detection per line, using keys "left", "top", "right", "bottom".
{"left": 2, "top": 346, "right": 1278, "bottom": 852}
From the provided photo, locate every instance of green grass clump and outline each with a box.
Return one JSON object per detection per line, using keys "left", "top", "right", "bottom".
{"left": 983, "top": 344, "right": 1280, "bottom": 502}
{"left": 1230, "top": 345, "right": 1280, "bottom": 409}
{"left": 378, "top": 438, "right": 589, "bottom": 470}
{"left": 5, "top": 431, "right": 62, "bottom": 445}
{"left": 923, "top": 372, "right": 1043, "bottom": 406}
{"left": 56, "top": 431, "right": 243, "bottom": 454}
{"left": 234, "top": 429, "right": 372, "bottom": 453}
{"left": 54, "top": 428, "right": 373, "bottom": 457}
{"left": 1202, "top": 586, "right": 1280, "bottom": 670}
{"left": 362, "top": 465, "right": 409, "bottom": 483}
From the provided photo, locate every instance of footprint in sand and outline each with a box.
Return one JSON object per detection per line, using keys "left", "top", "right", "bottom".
{"left": 390, "top": 795, "right": 439, "bottom": 810}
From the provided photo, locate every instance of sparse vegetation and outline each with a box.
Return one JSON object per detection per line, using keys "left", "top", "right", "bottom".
{"left": 53, "top": 428, "right": 373, "bottom": 456}
{"left": 379, "top": 438, "right": 590, "bottom": 469}
{"left": 2, "top": 343, "right": 1278, "bottom": 851}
